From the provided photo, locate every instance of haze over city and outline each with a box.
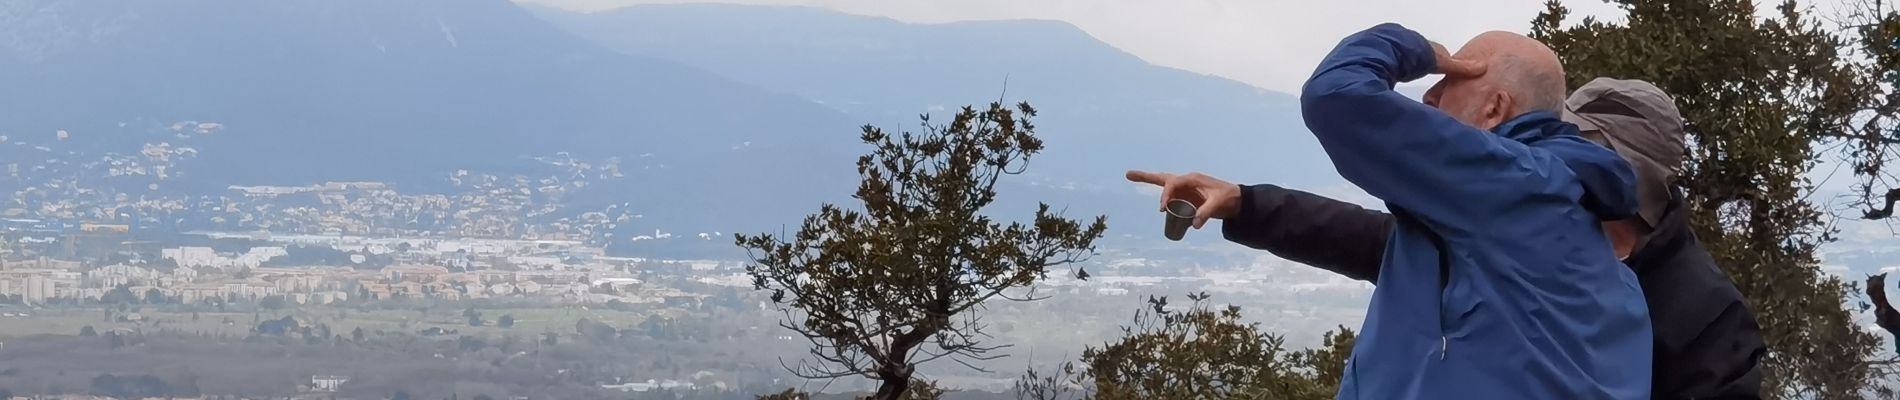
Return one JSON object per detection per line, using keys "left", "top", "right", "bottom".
{"left": 0, "top": 0, "right": 1897, "bottom": 399}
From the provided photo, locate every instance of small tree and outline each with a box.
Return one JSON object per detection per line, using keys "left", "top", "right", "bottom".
{"left": 102, "top": 285, "right": 135, "bottom": 304}
{"left": 259, "top": 296, "right": 288, "bottom": 311}
{"left": 904, "top": 379, "right": 949, "bottom": 400}
{"left": 575, "top": 318, "right": 616, "bottom": 343}
{"left": 80, "top": 325, "right": 98, "bottom": 337}
{"left": 738, "top": 102, "right": 1107, "bottom": 399}
{"left": 498, "top": 314, "right": 515, "bottom": 328}
{"left": 352, "top": 327, "right": 367, "bottom": 342}
{"left": 464, "top": 308, "right": 484, "bottom": 327}
{"left": 756, "top": 389, "right": 809, "bottom": 400}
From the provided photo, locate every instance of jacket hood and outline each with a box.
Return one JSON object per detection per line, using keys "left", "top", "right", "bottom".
{"left": 1495, "top": 110, "right": 1640, "bottom": 222}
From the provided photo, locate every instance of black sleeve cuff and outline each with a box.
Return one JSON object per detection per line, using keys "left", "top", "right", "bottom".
{"left": 1222, "top": 184, "right": 1262, "bottom": 240}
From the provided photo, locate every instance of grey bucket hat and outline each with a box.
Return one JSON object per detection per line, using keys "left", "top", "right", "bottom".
{"left": 1559, "top": 78, "right": 1688, "bottom": 230}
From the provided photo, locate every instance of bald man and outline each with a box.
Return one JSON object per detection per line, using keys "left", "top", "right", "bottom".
{"left": 1293, "top": 24, "right": 1650, "bottom": 398}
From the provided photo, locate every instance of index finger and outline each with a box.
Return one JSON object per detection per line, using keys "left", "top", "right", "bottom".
{"left": 1125, "top": 170, "right": 1173, "bottom": 186}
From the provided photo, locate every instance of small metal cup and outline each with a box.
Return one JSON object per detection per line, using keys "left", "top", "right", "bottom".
{"left": 1164, "top": 199, "right": 1197, "bottom": 241}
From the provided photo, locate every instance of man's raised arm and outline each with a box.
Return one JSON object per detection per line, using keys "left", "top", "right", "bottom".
{"left": 1300, "top": 24, "right": 1570, "bottom": 226}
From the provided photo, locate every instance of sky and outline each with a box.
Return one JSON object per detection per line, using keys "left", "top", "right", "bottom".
{"left": 519, "top": 0, "right": 1634, "bottom": 93}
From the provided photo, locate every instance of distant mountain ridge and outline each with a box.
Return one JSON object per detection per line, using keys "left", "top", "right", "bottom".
{"left": 0, "top": 0, "right": 862, "bottom": 240}
{"left": 0, "top": 0, "right": 1348, "bottom": 255}
{"left": 531, "top": 3, "right": 1341, "bottom": 192}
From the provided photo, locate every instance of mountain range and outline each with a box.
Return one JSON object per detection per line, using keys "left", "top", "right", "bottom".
{"left": 530, "top": 3, "right": 1336, "bottom": 190}
{"left": 0, "top": 0, "right": 1340, "bottom": 252}
{"left": 0, "top": 0, "right": 867, "bottom": 235}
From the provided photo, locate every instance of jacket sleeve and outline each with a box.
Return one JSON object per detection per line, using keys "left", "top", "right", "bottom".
{"left": 1221, "top": 184, "right": 1392, "bottom": 282}
{"left": 1299, "top": 23, "right": 1571, "bottom": 227}
{"left": 1700, "top": 299, "right": 1765, "bottom": 399}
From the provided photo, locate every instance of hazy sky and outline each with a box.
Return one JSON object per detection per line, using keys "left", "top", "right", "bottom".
{"left": 516, "top": 0, "right": 1880, "bottom": 214}
{"left": 519, "top": 0, "right": 1637, "bottom": 92}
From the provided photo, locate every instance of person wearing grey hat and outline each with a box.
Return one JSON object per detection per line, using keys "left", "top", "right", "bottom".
{"left": 1561, "top": 78, "right": 1763, "bottom": 399}
{"left": 1562, "top": 78, "right": 1685, "bottom": 257}
{"left": 1126, "top": 77, "right": 1764, "bottom": 399}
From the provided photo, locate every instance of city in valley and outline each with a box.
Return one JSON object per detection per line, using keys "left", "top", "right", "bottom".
{"left": 0, "top": 180, "right": 1373, "bottom": 399}
{"left": 9, "top": 0, "right": 1893, "bottom": 399}
{"left": 0, "top": 2, "right": 1399, "bottom": 397}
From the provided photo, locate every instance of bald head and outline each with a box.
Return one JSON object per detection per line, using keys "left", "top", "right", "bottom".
{"left": 1424, "top": 31, "right": 1568, "bottom": 130}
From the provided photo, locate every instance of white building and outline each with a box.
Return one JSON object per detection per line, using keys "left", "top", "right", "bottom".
{"left": 23, "top": 274, "right": 52, "bottom": 304}
{"left": 312, "top": 375, "right": 350, "bottom": 392}
{"left": 88, "top": 265, "right": 159, "bottom": 286}
{"left": 162, "top": 246, "right": 286, "bottom": 270}
{"left": 162, "top": 247, "right": 219, "bottom": 268}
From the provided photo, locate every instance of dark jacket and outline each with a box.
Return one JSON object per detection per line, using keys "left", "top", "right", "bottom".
{"left": 1225, "top": 184, "right": 1765, "bottom": 400}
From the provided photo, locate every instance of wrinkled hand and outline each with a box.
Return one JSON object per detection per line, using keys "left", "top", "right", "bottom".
{"left": 1429, "top": 41, "right": 1486, "bottom": 78}
{"left": 1125, "top": 170, "right": 1240, "bottom": 229}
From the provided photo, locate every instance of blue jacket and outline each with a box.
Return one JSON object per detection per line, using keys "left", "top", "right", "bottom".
{"left": 1300, "top": 23, "right": 1653, "bottom": 400}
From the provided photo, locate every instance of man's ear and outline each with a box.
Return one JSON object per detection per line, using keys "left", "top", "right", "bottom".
{"left": 1423, "top": 80, "right": 1448, "bottom": 108}
{"left": 1484, "top": 90, "right": 1512, "bottom": 129}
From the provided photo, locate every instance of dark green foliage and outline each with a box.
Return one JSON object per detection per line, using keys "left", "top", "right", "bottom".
{"left": 756, "top": 388, "right": 810, "bottom": 400}
{"left": 903, "top": 379, "right": 948, "bottom": 400}
{"left": 754, "top": 380, "right": 942, "bottom": 400}
{"left": 259, "top": 295, "right": 289, "bottom": 311}
{"left": 458, "top": 336, "right": 487, "bottom": 352}
{"left": 738, "top": 102, "right": 1108, "bottom": 400}
{"left": 254, "top": 316, "right": 300, "bottom": 336}
{"left": 89, "top": 374, "right": 195, "bottom": 398}
{"left": 1532, "top": 1, "right": 1900, "bottom": 397}
{"left": 575, "top": 318, "right": 617, "bottom": 343}
{"left": 101, "top": 285, "right": 136, "bottom": 304}
{"left": 1016, "top": 294, "right": 1351, "bottom": 400}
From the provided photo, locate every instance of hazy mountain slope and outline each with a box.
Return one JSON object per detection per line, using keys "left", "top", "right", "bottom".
{"left": 0, "top": 0, "right": 862, "bottom": 235}
{"left": 534, "top": 4, "right": 1342, "bottom": 193}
